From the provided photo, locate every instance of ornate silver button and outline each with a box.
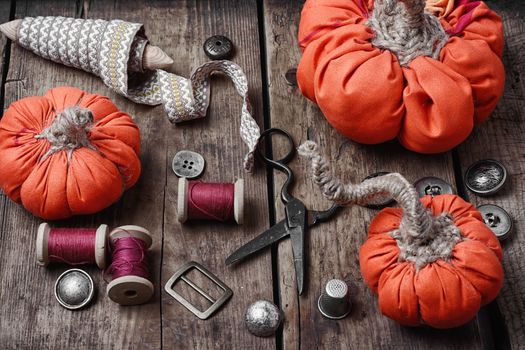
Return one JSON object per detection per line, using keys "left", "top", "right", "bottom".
{"left": 465, "top": 160, "right": 507, "bottom": 195}
{"left": 414, "top": 177, "right": 454, "bottom": 198}
{"left": 477, "top": 204, "right": 512, "bottom": 241}
{"left": 54, "top": 269, "right": 94, "bottom": 310}
{"left": 363, "top": 172, "right": 396, "bottom": 209}
{"left": 318, "top": 279, "right": 351, "bottom": 320}
{"left": 245, "top": 300, "right": 283, "bottom": 337}
{"left": 172, "top": 150, "right": 205, "bottom": 179}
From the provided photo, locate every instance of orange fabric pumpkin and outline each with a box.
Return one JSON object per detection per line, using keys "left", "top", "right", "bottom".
{"left": 297, "top": 0, "right": 505, "bottom": 153}
{"left": 0, "top": 87, "right": 141, "bottom": 219}
{"left": 359, "top": 194, "right": 503, "bottom": 328}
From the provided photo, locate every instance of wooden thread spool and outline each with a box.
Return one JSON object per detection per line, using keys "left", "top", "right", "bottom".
{"left": 106, "top": 225, "right": 154, "bottom": 306}
{"left": 177, "top": 178, "right": 244, "bottom": 224}
{"left": 36, "top": 223, "right": 108, "bottom": 269}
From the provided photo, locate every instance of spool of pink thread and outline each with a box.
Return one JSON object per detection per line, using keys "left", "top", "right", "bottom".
{"left": 36, "top": 223, "right": 108, "bottom": 269}
{"left": 106, "top": 225, "right": 154, "bottom": 306}
{"left": 177, "top": 178, "right": 244, "bottom": 224}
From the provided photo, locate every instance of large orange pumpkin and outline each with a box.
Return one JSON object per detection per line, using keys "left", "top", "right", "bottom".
{"left": 0, "top": 87, "right": 141, "bottom": 219}
{"left": 360, "top": 194, "right": 503, "bottom": 328}
{"left": 297, "top": 0, "right": 505, "bottom": 153}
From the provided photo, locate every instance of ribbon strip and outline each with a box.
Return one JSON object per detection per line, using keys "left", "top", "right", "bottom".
{"left": 18, "top": 16, "right": 260, "bottom": 172}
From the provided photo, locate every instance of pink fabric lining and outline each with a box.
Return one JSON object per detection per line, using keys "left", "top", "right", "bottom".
{"left": 299, "top": 20, "right": 344, "bottom": 47}
{"left": 447, "top": 1, "right": 482, "bottom": 36}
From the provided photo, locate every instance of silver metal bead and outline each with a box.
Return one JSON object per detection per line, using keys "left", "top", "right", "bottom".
{"left": 245, "top": 300, "right": 283, "bottom": 337}
{"left": 54, "top": 269, "right": 94, "bottom": 310}
{"left": 318, "top": 279, "right": 351, "bottom": 320}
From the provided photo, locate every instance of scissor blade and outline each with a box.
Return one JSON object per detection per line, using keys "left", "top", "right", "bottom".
{"left": 225, "top": 219, "right": 289, "bottom": 266}
{"left": 289, "top": 225, "right": 305, "bottom": 295}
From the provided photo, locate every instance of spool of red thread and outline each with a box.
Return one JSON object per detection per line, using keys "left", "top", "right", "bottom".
{"left": 177, "top": 178, "right": 244, "bottom": 224}
{"left": 36, "top": 223, "right": 108, "bottom": 269}
{"left": 106, "top": 225, "right": 154, "bottom": 306}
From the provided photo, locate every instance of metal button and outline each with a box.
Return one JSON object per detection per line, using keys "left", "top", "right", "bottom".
{"left": 172, "top": 150, "right": 205, "bottom": 179}
{"left": 363, "top": 172, "right": 396, "bottom": 209}
{"left": 465, "top": 160, "right": 507, "bottom": 196}
{"left": 285, "top": 68, "right": 297, "bottom": 86}
{"left": 477, "top": 204, "right": 512, "bottom": 241}
{"left": 245, "top": 300, "right": 283, "bottom": 337}
{"left": 54, "top": 269, "right": 94, "bottom": 310}
{"left": 203, "top": 35, "right": 234, "bottom": 60}
{"left": 318, "top": 279, "right": 351, "bottom": 320}
{"left": 414, "top": 177, "right": 454, "bottom": 198}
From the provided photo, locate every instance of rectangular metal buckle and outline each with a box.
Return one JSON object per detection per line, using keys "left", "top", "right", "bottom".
{"left": 164, "top": 261, "right": 233, "bottom": 320}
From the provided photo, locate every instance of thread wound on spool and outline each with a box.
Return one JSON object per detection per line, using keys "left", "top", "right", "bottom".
{"left": 37, "top": 223, "right": 108, "bottom": 269}
{"left": 106, "top": 226, "right": 154, "bottom": 305}
{"left": 187, "top": 181, "right": 235, "bottom": 221}
{"left": 107, "top": 237, "right": 149, "bottom": 280}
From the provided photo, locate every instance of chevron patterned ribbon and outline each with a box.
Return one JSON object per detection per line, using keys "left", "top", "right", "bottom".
{"left": 17, "top": 16, "right": 260, "bottom": 172}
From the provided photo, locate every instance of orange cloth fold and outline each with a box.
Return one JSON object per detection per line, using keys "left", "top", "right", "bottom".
{"left": 0, "top": 87, "right": 141, "bottom": 219}
{"left": 360, "top": 194, "right": 503, "bottom": 328}
{"left": 298, "top": 0, "right": 505, "bottom": 153}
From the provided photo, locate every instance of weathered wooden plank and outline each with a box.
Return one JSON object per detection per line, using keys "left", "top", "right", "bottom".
{"left": 0, "top": 0, "right": 12, "bottom": 109}
{"left": 456, "top": 1, "right": 525, "bottom": 348}
{"left": 158, "top": 1, "right": 274, "bottom": 349}
{"left": 0, "top": 1, "right": 165, "bottom": 348}
{"left": 262, "top": 0, "right": 483, "bottom": 349}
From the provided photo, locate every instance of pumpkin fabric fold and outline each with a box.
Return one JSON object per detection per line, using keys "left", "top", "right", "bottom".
{"left": 0, "top": 86, "right": 141, "bottom": 219}
{"left": 298, "top": 0, "right": 505, "bottom": 153}
{"left": 359, "top": 194, "right": 503, "bottom": 328}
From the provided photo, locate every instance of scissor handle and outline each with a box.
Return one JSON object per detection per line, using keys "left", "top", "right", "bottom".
{"left": 257, "top": 128, "right": 296, "bottom": 204}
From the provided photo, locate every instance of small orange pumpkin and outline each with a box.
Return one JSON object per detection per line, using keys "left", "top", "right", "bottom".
{"left": 360, "top": 194, "right": 503, "bottom": 328}
{"left": 297, "top": 0, "right": 505, "bottom": 153}
{"left": 298, "top": 141, "right": 504, "bottom": 328}
{"left": 0, "top": 86, "right": 141, "bottom": 219}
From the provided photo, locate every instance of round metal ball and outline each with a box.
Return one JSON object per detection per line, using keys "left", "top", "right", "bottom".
{"left": 245, "top": 300, "right": 283, "bottom": 337}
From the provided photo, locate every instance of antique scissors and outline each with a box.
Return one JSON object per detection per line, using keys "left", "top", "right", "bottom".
{"left": 225, "top": 128, "right": 340, "bottom": 295}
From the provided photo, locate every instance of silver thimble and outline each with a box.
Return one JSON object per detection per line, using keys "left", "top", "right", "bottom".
{"left": 318, "top": 279, "right": 351, "bottom": 320}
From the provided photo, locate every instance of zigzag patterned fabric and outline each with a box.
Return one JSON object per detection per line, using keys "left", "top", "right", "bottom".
{"left": 17, "top": 16, "right": 260, "bottom": 172}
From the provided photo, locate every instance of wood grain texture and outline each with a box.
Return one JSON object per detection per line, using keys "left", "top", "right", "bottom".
{"left": 0, "top": 1, "right": 164, "bottom": 348}
{"left": 0, "top": 0, "right": 274, "bottom": 348}
{"left": 262, "top": 0, "right": 483, "bottom": 349}
{"left": 157, "top": 1, "right": 274, "bottom": 349}
{"left": 0, "top": 0, "right": 11, "bottom": 108}
{"left": 456, "top": 1, "right": 525, "bottom": 348}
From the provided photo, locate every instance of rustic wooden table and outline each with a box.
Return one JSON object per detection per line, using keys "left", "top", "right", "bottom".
{"left": 0, "top": 0, "right": 523, "bottom": 349}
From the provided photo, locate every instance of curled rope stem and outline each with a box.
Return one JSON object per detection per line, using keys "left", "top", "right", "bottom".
{"left": 366, "top": 0, "right": 449, "bottom": 66}
{"left": 298, "top": 141, "right": 434, "bottom": 242}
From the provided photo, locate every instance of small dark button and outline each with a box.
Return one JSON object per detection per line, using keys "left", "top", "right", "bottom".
{"left": 465, "top": 159, "right": 507, "bottom": 196}
{"left": 414, "top": 176, "right": 454, "bottom": 198}
{"left": 477, "top": 204, "right": 512, "bottom": 241}
{"left": 285, "top": 68, "right": 297, "bottom": 86}
{"left": 363, "top": 172, "right": 396, "bottom": 209}
{"left": 203, "top": 35, "right": 233, "bottom": 60}
{"left": 172, "top": 150, "right": 205, "bottom": 179}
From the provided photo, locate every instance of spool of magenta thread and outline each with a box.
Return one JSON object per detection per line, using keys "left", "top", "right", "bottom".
{"left": 106, "top": 225, "right": 154, "bottom": 306}
{"left": 177, "top": 178, "right": 244, "bottom": 224}
{"left": 36, "top": 223, "right": 108, "bottom": 269}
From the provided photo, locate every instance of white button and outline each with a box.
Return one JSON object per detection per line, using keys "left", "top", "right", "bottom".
{"left": 172, "top": 150, "right": 205, "bottom": 179}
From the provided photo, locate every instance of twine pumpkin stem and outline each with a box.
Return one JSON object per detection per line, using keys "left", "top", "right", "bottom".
{"left": 35, "top": 106, "right": 96, "bottom": 160}
{"left": 366, "top": 0, "right": 449, "bottom": 66}
{"left": 298, "top": 141, "right": 462, "bottom": 269}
